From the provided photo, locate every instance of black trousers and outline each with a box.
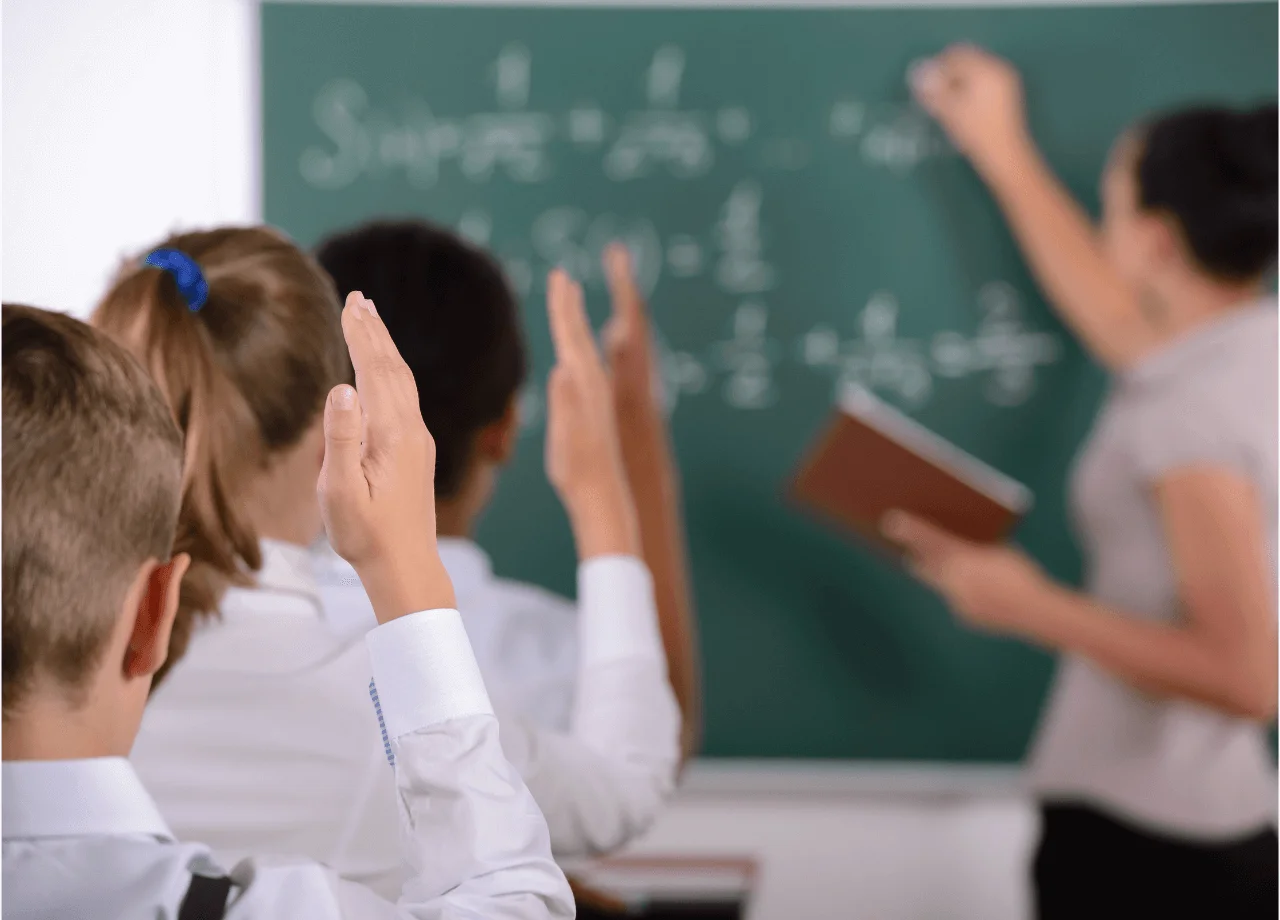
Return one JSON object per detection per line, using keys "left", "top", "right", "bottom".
{"left": 1034, "top": 803, "right": 1277, "bottom": 920}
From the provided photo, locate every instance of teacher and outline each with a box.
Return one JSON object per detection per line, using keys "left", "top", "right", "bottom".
{"left": 888, "top": 46, "right": 1278, "bottom": 918}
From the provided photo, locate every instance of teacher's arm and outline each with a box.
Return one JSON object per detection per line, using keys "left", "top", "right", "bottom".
{"left": 1043, "top": 468, "right": 1275, "bottom": 718}
{"left": 912, "top": 45, "right": 1156, "bottom": 371}
{"left": 884, "top": 469, "right": 1277, "bottom": 720}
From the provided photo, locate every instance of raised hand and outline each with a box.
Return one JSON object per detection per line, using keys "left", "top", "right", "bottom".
{"left": 602, "top": 243, "right": 663, "bottom": 420}
{"left": 600, "top": 244, "right": 703, "bottom": 758}
{"left": 543, "top": 269, "right": 640, "bottom": 559}
{"left": 910, "top": 44, "right": 1029, "bottom": 179}
{"left": 318, "top": 290, "right": 455, "bottom": 622}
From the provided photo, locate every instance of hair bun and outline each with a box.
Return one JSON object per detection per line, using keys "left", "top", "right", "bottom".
{"left": 1139, "top": 103, "right": 1278, "bottom": 280}
{"left": 1218, "top": 104, "right": 1278, "bottom": 192}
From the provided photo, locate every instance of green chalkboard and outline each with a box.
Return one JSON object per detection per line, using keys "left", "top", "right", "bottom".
{"left": 262, "top": 2, "right": 1277, "bottom": 761}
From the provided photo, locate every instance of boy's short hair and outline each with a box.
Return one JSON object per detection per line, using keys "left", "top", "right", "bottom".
{"left": 2, "top": 304, "right": 184, "bottom": 717}
{"left": 315, "top": 220, "right": 528, "bottom": 498}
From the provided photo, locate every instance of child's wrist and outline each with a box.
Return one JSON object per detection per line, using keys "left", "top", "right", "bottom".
{"left": 357, "top": 552, "right": 457, "bottom": 624}
{"left": 566, "top": 482, "right": 641, "bottom": 559}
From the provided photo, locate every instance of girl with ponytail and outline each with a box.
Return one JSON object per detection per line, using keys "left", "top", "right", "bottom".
{"left": 93, "top": 228, "right": 348, "bottom": 687}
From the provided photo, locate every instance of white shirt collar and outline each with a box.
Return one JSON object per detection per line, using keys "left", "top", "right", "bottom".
{"left": 309, "top": 537, "right": 494, "bottom": 599}
{"left": 308, "top": 537, "right": 494, "bottom": 638}
{"left": 437, "top": 538, "right": 494, "bottom": 601}
{"left": 249, "top": 538, "right": 322, "bottom": 609}
{"left": 2, "top": 757, "right": 173, "bottom": 842}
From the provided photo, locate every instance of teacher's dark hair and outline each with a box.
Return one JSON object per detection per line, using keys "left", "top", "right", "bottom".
{"left": 1136, "top": 104, "right": 1278, "bottom": 282}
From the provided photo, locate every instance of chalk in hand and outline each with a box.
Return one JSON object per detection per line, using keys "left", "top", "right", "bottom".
{"left": 908, "top": 57, "right": 943, "bottom": 95}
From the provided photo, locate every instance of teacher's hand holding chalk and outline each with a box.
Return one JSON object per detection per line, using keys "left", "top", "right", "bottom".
{"left": 910, "top": 45, "right": 1030, "bottom": 181}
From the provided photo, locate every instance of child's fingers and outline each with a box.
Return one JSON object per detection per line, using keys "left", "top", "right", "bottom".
{"left": 341, "top": 292, "right": 418, "bottom": 441}
{"left": 603, "top": 243, "right": 644, "bottom": 333}
{"left": 561, "top": 274, "right": 600, "bottom": 367}
{"left": 546, "top": 270, "right": 602, "bottom": 375}
{"left": 318, "top": 383, "right": 369, "bottom": 529}
{"left": 546, "top": 270, "right": 575, "bottom": 364}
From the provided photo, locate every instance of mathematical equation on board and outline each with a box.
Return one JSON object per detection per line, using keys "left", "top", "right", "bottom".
{"left": 298, "top": 43, "right": 955, "bottom": 190}
{"left": 446, "top": 176, "right": 1061, "bottom": 430}
{"left": 453, "top": 177, "right": 774, "bottom": 306}
{"left": 292, "top": 42, "right": 1057, "bottom": 426}
{"left": 514, "top": 282, "right": 1063, "bottom": 435}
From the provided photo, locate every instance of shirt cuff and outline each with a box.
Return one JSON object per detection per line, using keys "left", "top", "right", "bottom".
{"left": 364, "top": 609, "right": 493, "bottom": 740}
{"left": 577, "top": 555, "right": 664, "bottom": 669}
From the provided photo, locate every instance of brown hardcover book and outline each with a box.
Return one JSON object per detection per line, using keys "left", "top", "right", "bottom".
{"left": 790, "top": 385, "right": 1033, "bottom": 554}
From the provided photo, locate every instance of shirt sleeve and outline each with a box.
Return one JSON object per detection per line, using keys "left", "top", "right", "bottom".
{"left": 497, "top": 556, "right": 681, "bottom": 857}
{"left": 1131, "top": 395, "right": 1254, "bottom": 483}
{"left": 225, "top": 609, "right": 574, "bottom": 919}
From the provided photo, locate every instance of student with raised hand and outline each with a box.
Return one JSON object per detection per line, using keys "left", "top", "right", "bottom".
{"left": 889, "top": 45, "right": 1278, "bottom": 917}
{"left": 1, "top": 300, "right": 573, "bottom": 918}
{"left": 313, "top": 221, "right": 695, "bottom": 865}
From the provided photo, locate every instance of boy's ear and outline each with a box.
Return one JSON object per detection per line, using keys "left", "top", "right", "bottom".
{"left": 474, "top": 396, "right": 521, "bottom": 465}
{"left": 124, "top": 553, "right": 191, "bottom": 681}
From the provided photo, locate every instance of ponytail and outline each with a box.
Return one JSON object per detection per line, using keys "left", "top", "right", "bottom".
{"left": 93, "top": 227, "right": 346, "bottom": 686}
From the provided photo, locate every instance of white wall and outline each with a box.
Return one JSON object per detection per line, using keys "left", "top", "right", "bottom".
{"left": 2, "top": 0, "right": 257, "bottom": 317}
{"left": 2, "top": 2, "right": 1041, "bottom": 917}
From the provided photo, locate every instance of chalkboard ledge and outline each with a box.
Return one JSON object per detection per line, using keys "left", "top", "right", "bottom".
{"left": 676, "top": 760, "right": 1025, "bottom": 800}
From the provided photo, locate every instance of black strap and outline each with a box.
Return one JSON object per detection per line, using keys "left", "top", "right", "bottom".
{"left": 178, "top": 873, "right": 234, "bottom": 920}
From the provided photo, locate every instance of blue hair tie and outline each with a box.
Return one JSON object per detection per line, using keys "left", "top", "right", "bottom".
{"left": 144, "top": 248, "right": 209, "bottom": 312}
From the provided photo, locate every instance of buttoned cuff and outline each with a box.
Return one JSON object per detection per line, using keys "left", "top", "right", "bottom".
{"left": 365, "top": 609, "right": 493, "bottom": 740}
{"left": 577, "top": 555, "right": 664, "bottom": 668}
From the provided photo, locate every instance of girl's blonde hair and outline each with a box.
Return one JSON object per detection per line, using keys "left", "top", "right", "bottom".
{"left": 94, "top": 226, "right": 348, "bottom": 685}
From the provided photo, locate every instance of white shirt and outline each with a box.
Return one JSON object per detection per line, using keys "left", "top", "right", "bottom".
{"left": 133, "top": 539, "right": 679, "bottom": 899}
{"left": 1029, "top": 300, "right": 1278, "bottom": 838}
{"left": 314, "top": 539, "right": 583, "bottom": 731}
{"left": 4, "top": 608, "right": 574, "bottom": 919}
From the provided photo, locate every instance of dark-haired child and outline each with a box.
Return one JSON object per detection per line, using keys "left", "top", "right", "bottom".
{"left": 312, "top": 224, "right": 698, "bottom": 866}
